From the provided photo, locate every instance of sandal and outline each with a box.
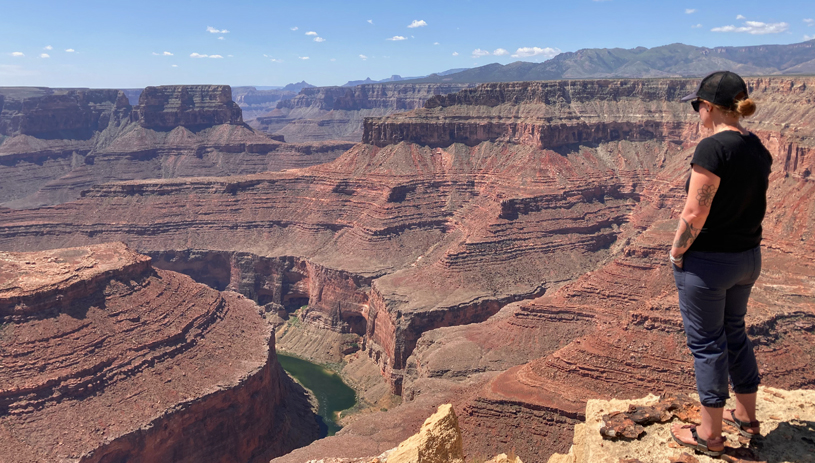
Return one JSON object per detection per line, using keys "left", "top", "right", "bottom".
{"left": 723, "top": 409, "right": 761, "bottom": 438}
{"left": 670, "top": 424, "right": 726, "bottom": 457}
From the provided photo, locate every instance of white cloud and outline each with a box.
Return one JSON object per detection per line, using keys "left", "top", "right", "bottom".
{"left": 291, "top": 26, "right": 299, "bottom": 31}
{"left": 805, "top": 35, "right": 815, "bottom": 41}
{"left": 452, "top": 51, "right": 459, "bottom": 56}
{"left": 805, "top": 19, "right": 814, "bottom": 26}
{"left": 359, "top": 54, "right": 368, "bottom": 60}
{"left": 11, "top": 52, "right": 24, "bottom": 57}
{"left": 511, "top": 46, "right": 560, "bottom": 58}
{"left": 40, "top": 53, "right": 50, "bottom": 58}
{"left": 207, "top": 26, "right": 229, "bottom": 34}
{"left": 472, "top": 48, "right": 490, "bottom": 58}
{"left": 387, "top": 35, "right": 407, "bottom": 41}
{"left": 171, "top": 64, "right": 178, "bottom": 67}
{"left": 434, "top": 42, "right": 440, "bottom": 45}
{"left": 408, "top": 20, "right": 428, "bottom": 28}
{"left": 65, "top": 48, "right": 75, "bottom": 52}
{"left": 153, "top": 51, "right": 174, "bottom": 56}
{"left": 306, "top": 31, "right": 318, "bottom": 36}
{"left": 736, "top": 14, "right": 746, "bottom": 20}
{"left": 218, "top": 36, "right": 225, "bottom": 40}
{"left": 367, "top": 19, "right": 373, "bottom": 24}
{"left": 712, "top": 20, "right": 789, "bottom": 34}
{"left": 299, "top": 56, "right": 309, "bottom": 60}
{"left": 686, "top": 9, "right": 696, "bottom": 14}
{"left": 227, "top": 54, "right": 233, "bottom": 57}
{"left": 314, "top": 36, "right": 325, "bottom": 42}
{"left": 270, "top": 58, "right": 283, "bottom": 63}
{"left": 189, "top": 53, "right": 222, "bottom": 59}
{"left": 493, "top": 48, "right": 509, "bottom": 56}
{"left": 44, "top": 45, "right": 52, "bottom": 50}
{"left": 692, "top": 24, "right": 703, "bottom": 28}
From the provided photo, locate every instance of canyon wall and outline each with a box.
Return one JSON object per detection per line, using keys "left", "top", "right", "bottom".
{"left": 0, "top": 242, "right": 318, "bottom": 462}
{"left": 149, "top": 250, "right": 374, "bottom": 334}
{"left": 0, "top": 85, "right": 353, "bottom": 208}
{"left": 1, "top": 77, "right": 814, "bottom": 460}
{"left": 0, "top": 87, "right": 129, "bottom": 137}
{"left": 130, "top": 85, "right": 243, "bottom": 129}
{"left": 250, "top": 83, "right": 475, "bottom": 142}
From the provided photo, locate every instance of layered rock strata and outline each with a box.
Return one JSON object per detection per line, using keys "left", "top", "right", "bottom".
{"left": 130, "top": 85, "right": 243, "bottom": 129}
{"left": 1, "top": 76, "right": 814, "bottom": 412}
{"left": 250, "top": 83, "right": 474, "bottom": 142}
{"left": 0, "top": 243, "right": 318, "bottom": 462}
{"left": 0, "top": 86, "right": 353, "bottom": 208}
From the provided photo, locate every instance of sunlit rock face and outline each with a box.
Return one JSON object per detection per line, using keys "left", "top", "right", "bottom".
{"left": 0, "top": 242, "right": 318, "bottom": 463}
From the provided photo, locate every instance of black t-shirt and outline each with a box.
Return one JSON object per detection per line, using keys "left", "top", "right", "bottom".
{"left": 685, "top": 131, "right": 772, "bottom": 252}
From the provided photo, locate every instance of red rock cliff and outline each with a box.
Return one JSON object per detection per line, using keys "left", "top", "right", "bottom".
{"left": 0, "top": 243, "right": 318, "bottom": 462}
{"left": 0, "top": 85, "right": 353, "bottom": 208}
{"left": 131, "top": 85, "right": 243, "bottom": 129}
{"left": 1, "top": 77, "right": 813, "bottom": 398}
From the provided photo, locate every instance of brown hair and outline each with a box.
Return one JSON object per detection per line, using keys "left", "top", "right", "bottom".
{"left": 711, "top": 94, "right": 757, "bottom": 119}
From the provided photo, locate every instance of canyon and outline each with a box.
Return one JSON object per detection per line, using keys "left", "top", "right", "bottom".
{"left": 0, "top": 86, "right": 352, "bottom": 209}
{"left": 0, "top": 242, "right": 318, "bottom": 462}
{"left": 1, "top": 76, "right": 813, "bottom": 461}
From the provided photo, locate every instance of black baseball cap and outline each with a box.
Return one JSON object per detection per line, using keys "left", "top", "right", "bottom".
{"left": 681, "top": 71, "right": 748, "bottom": 107}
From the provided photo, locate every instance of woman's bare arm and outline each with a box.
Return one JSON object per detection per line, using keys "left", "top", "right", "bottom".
{"left": 671, "top": 164, "right": 721, "bottom": 267}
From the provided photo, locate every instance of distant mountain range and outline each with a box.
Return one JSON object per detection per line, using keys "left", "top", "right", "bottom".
{"left": 403, "top": 40, "right": 815, "bottom": 84}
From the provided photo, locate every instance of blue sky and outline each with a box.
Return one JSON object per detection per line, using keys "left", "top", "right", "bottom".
{"left": 1, "top": 0, "right": 813, "bottom": 88}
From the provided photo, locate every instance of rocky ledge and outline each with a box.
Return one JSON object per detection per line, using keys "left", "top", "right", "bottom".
{"left": 548, "top": 387, "right": 815, "bottom": 463}
{"left": 0, "top": 242, "right": 318, "bottom": 462}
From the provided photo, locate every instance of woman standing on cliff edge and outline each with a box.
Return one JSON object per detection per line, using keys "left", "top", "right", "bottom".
{"left": 668, "top": 71, "right": 772, "bottom": 457}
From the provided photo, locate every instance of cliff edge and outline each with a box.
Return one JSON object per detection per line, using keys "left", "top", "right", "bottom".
{"left": 0, "top": 242, "right": 318, "bottom": 462}
{"left": 548, "top": 387, "right": 815, "bottom": 463}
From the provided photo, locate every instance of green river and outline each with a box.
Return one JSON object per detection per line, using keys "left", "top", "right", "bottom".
{"left": 276, "top": 352, "right": 357, "bottom": 437}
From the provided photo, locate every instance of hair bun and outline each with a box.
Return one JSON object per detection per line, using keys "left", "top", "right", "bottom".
{"left": 737, "top": 98, "right": 757, "bottom": 118}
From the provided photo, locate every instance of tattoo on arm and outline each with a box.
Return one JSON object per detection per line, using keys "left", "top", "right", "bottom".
{"left": 696, "top": 184, "right": 717, "bottom": 207}
{"left": 673, "top": 218, "right": 700, "bottom": 249}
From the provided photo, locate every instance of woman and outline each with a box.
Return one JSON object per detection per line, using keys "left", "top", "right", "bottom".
{"left": 668, "top": 71, "right": 772, "bottom": 456}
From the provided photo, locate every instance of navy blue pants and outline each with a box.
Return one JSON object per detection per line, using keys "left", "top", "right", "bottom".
{"left": 673, "top": 246, "right": 762, "bottom": 408}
